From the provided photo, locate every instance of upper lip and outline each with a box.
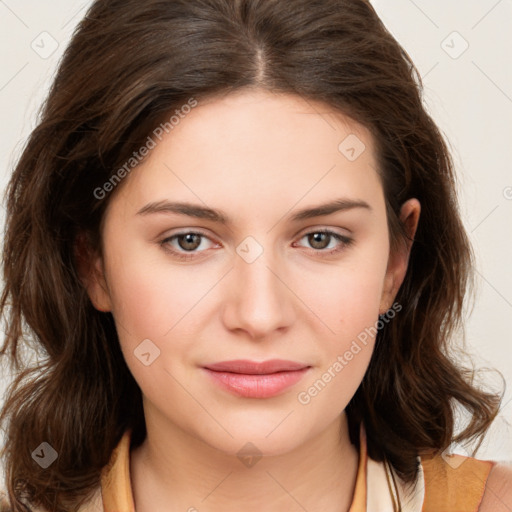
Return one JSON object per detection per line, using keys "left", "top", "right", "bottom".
{"left": 203, "top": 359, "right": 309, "bottom": 374}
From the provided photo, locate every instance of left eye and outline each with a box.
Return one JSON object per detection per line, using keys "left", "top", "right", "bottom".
{"left": 295, "top": 230, "right": 351, "bottom": 251}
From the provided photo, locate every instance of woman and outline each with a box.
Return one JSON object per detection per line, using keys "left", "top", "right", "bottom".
{"left": 1, "top": 0, "right": 511, "bottom": 511}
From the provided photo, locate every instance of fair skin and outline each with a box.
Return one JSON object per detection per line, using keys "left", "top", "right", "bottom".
{"left": 480, "top": 464, "right": 512, "bottom": 510}
{"left": 84, "top": 89, "right": 420, "bottom": 512}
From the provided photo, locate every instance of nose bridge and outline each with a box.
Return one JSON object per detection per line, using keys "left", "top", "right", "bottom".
{"left": 222, "top": 235, "right": 295, "bottom": 337}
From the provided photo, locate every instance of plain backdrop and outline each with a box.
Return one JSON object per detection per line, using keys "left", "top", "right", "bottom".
{"left": 0, "top": 0, "right": 511, "bottom": 484}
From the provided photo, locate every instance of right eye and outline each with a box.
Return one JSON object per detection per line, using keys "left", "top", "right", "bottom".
{"left": 160, "top": 231, "right": 219, "bottom": 261}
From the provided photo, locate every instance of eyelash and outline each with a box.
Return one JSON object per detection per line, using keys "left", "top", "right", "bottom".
{"left": 160, "top": 229, "right": 353, "bottom": 261}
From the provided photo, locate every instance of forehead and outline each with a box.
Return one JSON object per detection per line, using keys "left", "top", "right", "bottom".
{"left": 107, "top": 89, "right": 384, "bottom": 223}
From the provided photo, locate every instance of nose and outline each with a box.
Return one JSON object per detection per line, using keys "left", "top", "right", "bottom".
{"left": 221, "top": 245, "right": 296, "bottom": 340}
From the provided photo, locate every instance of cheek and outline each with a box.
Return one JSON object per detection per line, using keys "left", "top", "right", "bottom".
{"left": 302, "top": 269, "right": 383, "bottom": 328}
{"left": 107, "top": 262, "right": 197, "bottom": 337}
{"left": 293, "top": 262, "right": 386, "bottom": 411}
{"left": 291, "top": 247, "right": 389, "bottom": 339}
{"left": 103, "top": 250, "right": 210, "bottom": 397}
{"left": 103, "top": 237, "right": 224, "bottom": 358}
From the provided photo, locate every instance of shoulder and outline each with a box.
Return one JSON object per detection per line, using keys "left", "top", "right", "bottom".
{"left": 420, "top": 452, "right": 498, "bottom": 511}
{"left": 479, "top": 462, "right": 512, "bottom": 511}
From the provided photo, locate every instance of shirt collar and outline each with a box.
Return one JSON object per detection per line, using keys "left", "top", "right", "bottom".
{"left": 100, "top": 424, "right": 368, "bottom": 512}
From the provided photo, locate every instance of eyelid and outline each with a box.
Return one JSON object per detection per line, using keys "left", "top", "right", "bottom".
{"left": 295, "top": 224, "right": 351, "bottom": 239}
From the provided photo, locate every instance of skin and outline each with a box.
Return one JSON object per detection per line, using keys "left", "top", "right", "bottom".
{"left": 84, "top": 88, "right": 420, "bottom": 512}
{"left": 481, "top": 464, "right": 512, "bottom": 510}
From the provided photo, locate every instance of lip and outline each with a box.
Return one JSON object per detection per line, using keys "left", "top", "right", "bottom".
{"left": 204, "top": 359, "right": 309, "bottom": 374}
{"left": 202, "top": 359, "right": 311, "bottom": 398}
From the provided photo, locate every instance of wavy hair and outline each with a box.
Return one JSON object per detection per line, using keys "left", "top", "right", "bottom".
{"left": 0, "top": 0, "right": 502, "bottom": 510}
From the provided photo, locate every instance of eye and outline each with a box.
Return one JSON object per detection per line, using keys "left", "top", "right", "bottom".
{"left": 294, "top": 229, "right": 353, "bottom": 256}
{"left": 160, "top": 231, "right": 218, "bottom": 260}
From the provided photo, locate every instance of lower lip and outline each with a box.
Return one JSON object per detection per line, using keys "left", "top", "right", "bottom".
{"left": 202, "top": 367, "right": 310, "bottom": 398}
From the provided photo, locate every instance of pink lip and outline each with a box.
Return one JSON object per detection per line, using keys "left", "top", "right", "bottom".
{"left": 202, "top": 359, "right": 310, "bottom": 398}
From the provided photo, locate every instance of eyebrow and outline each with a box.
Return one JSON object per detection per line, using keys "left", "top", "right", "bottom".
{"left": 136, "top": 197, "right": 372, "bottom": 224}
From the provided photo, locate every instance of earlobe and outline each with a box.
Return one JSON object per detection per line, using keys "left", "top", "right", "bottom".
{"left": 379, "top": 198, "right": 421, "bottom": 314}
{"left": 74, "top": 232, "right": 112, "bottom": 312}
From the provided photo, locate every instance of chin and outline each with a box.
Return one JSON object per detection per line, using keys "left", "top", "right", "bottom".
{"left": 197, "top": 418, "right": 308, "bottom": 458}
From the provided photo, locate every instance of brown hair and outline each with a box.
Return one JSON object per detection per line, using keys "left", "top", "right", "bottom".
{"left": 0, "top": 0, "right": 502, "bottom": 510}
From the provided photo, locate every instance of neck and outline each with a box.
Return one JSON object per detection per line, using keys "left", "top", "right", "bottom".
{"left": 130, "top": 409, "right": 360, "bottom": 512}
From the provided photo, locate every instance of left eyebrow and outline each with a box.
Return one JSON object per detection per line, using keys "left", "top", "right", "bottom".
{"left": 135, "top": 197, "right": 372, "bottom": 224}
{"left": 288, "top": 198, "right": 372, "bottom": 221}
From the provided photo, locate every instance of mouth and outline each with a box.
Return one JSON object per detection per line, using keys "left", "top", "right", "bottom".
{"left": 202, "top": 359, "right": 311, "bottom": 398}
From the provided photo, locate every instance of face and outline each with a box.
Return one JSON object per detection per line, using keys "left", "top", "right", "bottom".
{"left": 86, "top": 89, "right": 419, "bottom": 456}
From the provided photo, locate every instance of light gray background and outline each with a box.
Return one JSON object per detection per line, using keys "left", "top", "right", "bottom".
{"left": 0, "top": 0, "right": 511, "bottom": 480}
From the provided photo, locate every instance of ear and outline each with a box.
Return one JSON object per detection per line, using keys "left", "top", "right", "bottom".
{"left": 379, "top": 198, "right": 421, "bottom": 314}
{"left": 74, "top": 232, "right": 112, "bottom": 312}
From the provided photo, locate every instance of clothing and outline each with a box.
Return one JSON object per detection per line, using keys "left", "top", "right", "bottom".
{"left": 0, "top": 424, "right": 496, "bottom": 511}
{"left": 98, "top": 424, "right": 495, "bottom": 511}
